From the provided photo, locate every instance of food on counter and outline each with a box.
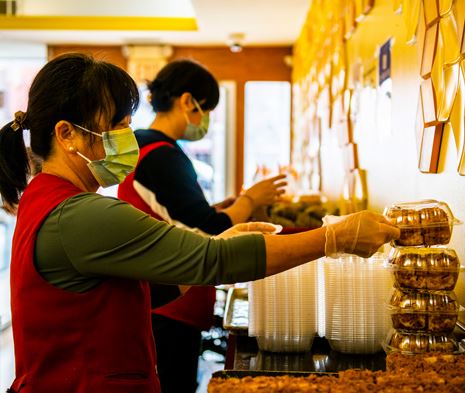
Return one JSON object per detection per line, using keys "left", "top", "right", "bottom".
{"left": 389, "top": 289, "right": 459, "bottom": 333}
{"left": 384, "top": 200, "right": 457, "bottom": 246}
{"left": 386, "top": 351, "right": 465, "bottom": 375}
{"left": 265, "top": 199, "right": 328, "bottom": 229}
{"left": 385, "top": 329, "right": 459, "bottom": 354}
{"left": 388, "top": 247, "right": 460, "bottom": 291}
{"left": 208, "top": 353, "right": 465, "bottom": 392}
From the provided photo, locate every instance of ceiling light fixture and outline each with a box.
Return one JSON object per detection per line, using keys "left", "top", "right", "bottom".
{"left": 227, "top": 32, "right": 245, "bottom": 53}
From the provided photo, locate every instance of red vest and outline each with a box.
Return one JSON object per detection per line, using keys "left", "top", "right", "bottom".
{"left": 118, "top": 142, "right": 215, "bottom": 331}
{"left": 10, "top": 173, "right": 160, "bottom": 393}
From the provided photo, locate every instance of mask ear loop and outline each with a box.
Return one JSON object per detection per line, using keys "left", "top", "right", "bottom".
{"left": 76, "top": 151, "right": 92, "bottom": 163}
{"left": 72, "top": 124, "right": 106, "bottom": 161}
{"left": 72, "top": 123, "right": 103, "bottom": 138}
{"left": 192, "top": 98, "right": 205, "bottom": 116}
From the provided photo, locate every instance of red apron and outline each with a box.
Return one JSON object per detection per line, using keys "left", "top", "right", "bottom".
{"left": 118, "top": 142, "right": 215, "bottom": 331}
{"left": 10, "top": 173, "right": 160, "bottom": 393}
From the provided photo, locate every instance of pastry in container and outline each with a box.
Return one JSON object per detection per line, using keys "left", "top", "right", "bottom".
{"left": 384, "top": 329, "right": 460, "bottom": 354}
{"left": 388, "top": 247, "right": 460, "bottom": 291}
{"left": 384, "top": 200, "right": 459, "bottom": 246}
{"left": 388, "top": 288, "right": 459, "bottom": 333}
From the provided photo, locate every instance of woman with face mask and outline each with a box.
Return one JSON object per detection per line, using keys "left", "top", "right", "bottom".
{"left": 118, "top": 59, "right": 291, "bottom": 393}
{"left": 0, "top": 53, "right": 399, "bottom": 393}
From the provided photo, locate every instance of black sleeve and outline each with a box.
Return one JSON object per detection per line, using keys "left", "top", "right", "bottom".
{"left": 134, "top": 145, "right": 232, "bottom": 235}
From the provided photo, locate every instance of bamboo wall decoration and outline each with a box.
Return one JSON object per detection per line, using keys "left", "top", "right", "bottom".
{"left": 292, "top": 0, "right": 465, "bottom": 198}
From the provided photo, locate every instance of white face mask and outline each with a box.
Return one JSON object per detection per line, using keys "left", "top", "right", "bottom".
{"left": 182, "top": 98, "right": 210, "bottom": 141}
{"left": 73, "top": 124, "right": 140, "bottom": 188}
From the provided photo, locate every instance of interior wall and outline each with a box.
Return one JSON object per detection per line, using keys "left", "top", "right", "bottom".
{"left": 293, "top": 0, "right": 465, "bottom": 312}
{"left": 292, "top": 0, "right": 465, "bottom": 260}
{"left": 343, "top": 1, "right": 465, "bottom": 258}
{"left": 347, "top": 2, "right": 465, "bottom": 261}
{"left": 48, "top": 45, "right": 292, "bottom": 193}
{"left": 48, "top": 45, "right": 127, "bottom": 69}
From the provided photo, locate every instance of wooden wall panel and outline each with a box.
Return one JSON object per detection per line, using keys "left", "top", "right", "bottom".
{"left": 48, "top": 45, "right": 127, "bottom": 70}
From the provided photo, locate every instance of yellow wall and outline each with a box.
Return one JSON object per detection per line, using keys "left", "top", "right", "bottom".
{"left": 292, "top": 0, "right": 465, "bottom": 313}
{"left": 292, "top": 0, "right": 465, "bottom": 261}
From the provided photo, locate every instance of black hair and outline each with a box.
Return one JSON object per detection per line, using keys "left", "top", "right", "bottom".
{"left": 0, "top": 53, "right": 139, "bottom": 212}
{"left": 147, "top": 59, "right": 219, "bottom": 113}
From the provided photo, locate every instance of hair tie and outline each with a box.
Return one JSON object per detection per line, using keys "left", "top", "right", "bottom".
{"left": 11, "top": 111, "right": 27, "bottom": 132}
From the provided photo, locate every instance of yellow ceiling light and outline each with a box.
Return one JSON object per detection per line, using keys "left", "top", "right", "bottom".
{"left": 0, "top": 15, "right": 197, "bottom": 31}
{"left": 0, "top": 0, "right": 198, "bottom": 31}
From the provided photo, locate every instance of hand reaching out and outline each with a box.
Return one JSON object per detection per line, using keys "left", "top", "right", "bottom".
{"left": 324, "top": 211, "right": 400, "bottom": 258}
{"left": 242, "top": 174, "right": 287, "bottom": 208}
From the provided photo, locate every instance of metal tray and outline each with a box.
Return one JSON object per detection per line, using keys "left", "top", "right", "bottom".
{"left": 212, "top": 370, "right": 338, "bottom": 379}
{"left": 223, "top": 287, "right": 248, "bottom": 331}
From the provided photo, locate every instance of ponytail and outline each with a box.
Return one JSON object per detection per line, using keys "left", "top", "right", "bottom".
{"left": 0, "top": 115, "right": 30, "bottom": 214}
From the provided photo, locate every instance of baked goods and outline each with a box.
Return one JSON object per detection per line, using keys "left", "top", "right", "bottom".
{"left": 384, "top": 200, "right": 456, "bottom": 246}
{"left": 389, "top": 289, "right": 458, "bottom": 333}
{"left": 385, "top": 329, "right": 459, "bottom": 354}
{"left": 209, "top": 353, "right": 465, "bottom": 392}
{"left": 386, "top": 207, "right": 423, "bottom": 245}
{"left": 383, "top": 201, "right": 462, "bottom": 362}
{"left": 388, "top": 247, "right": 460, "bottom": 291}
{"left": 420, "top": 207, "right": 451, "bottom": 245}
{"left": 265, "top": 200, "right": 327, "bottom": 229}
{"left": 386, "top": 351, "right": 465, "bottom": 375}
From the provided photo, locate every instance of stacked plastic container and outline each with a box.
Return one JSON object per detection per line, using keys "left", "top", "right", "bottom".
{"left": 383, "top": 200, "right": 463, "bottom": 354}
{"left": 324, "top": 254, "right": 392, "bottom": 354}
{"left": 248, "top": 262, "right": 318, "bottom": 353}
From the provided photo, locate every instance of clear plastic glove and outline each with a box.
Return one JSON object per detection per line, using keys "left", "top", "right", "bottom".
{"left": 242, "top": 174, "right": 287, "bottom": 208}
{"left": 215, "top": 222, "right": 282, "bottom": 239}
{"left": 324, "top": 211, "right": 400, "bottom": 258}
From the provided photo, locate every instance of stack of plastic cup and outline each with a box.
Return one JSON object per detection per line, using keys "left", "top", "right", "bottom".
{"left": 249, "top": 262, "right": 318, "bottom": 352}
{"left": 324, "top": 254, "right": 392, "bottom": 354}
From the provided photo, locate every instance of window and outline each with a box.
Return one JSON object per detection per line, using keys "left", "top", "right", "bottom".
{"left": 244, "top": 81, "right": 291, "bottom": 186}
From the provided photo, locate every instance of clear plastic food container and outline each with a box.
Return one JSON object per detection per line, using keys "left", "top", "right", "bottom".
{"left": 388, "top": 288, "right": 459, "bottom": 333}
{"left": 388, "top": 247, "right": 460, "bottom": 291}
{"left": 384, "top": 329, "right": 461, "bottom": 354}
{"left": 384, "top": 200, "right": 460, "bottom": 246}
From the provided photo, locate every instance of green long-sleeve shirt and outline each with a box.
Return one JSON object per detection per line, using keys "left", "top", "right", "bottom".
{"left": 35, "top": 193, "right": 266, "bottom": 292}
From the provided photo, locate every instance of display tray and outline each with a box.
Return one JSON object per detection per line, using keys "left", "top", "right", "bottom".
{"left": 212, "top": 370, "right": 338, "bottom": 379}
{"left": 223, "top": 287, "right": 249, "bottom": 331}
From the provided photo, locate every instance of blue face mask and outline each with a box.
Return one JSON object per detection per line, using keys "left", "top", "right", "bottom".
{"left": 73, "top": 124, "right": 140, "bottom": 188}
{"left": 182, "top": 98, "right": 210, "bottom": 141}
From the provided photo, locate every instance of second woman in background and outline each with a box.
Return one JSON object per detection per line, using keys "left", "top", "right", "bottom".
{"left": 118, "top": 59, "right": 286, "bottom": 393}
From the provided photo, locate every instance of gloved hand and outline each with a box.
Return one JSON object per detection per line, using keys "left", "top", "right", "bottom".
{"left": 242, "top": 174, "right": 287, "bottom": 208}
{"left": 324, "top": 211, "right": 400, "bottom": 258}
{"left": 215, "top": 222, "right": 282, "bottom": 239}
